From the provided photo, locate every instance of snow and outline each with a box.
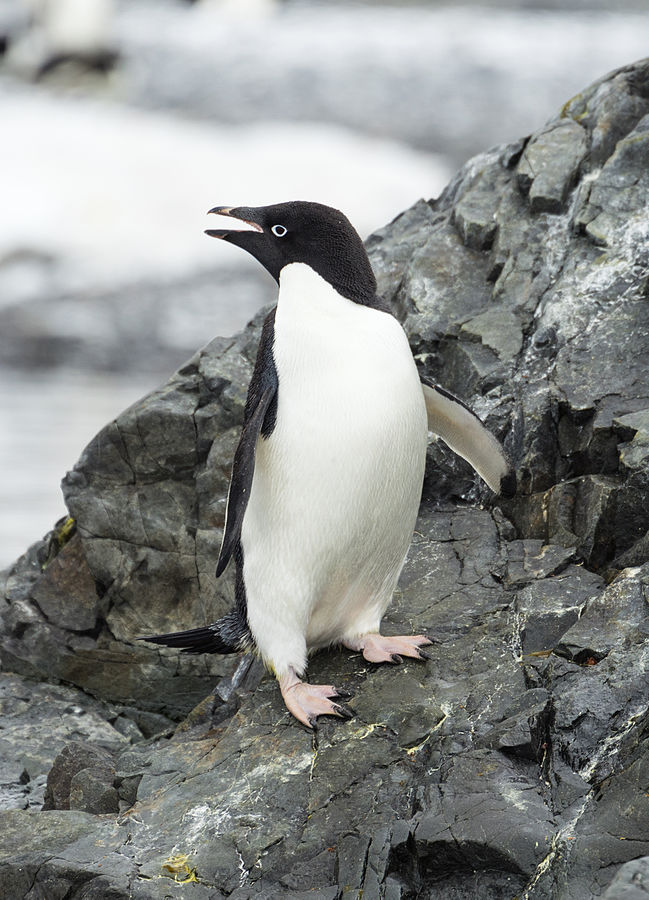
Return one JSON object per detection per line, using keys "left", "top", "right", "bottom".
{"left": 0, "top": 85, "right": 451, "bottom": 293}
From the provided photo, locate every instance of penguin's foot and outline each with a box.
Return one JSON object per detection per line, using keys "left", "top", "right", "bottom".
{"left": 279, "top": 669, "right": 353, "bottom": 729}
{"left": 343, "top": 633, "right": 433, "bottom": 665}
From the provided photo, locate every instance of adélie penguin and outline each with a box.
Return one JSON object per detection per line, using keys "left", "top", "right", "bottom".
{"left": 140, "top": 201, "right": 515, "bottom": 728}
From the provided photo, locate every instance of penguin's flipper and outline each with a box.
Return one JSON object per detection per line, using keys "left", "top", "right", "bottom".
{"left": 421, "top": 381, "right": 515, "bottom": 496}
{"left": 216, "top": 309, "right": 279, "bottom": 576}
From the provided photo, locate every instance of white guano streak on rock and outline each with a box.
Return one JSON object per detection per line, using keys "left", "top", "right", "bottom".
{"left": 536, "top": 181, "right": 649, "bottom": 345}
{"left": 507, "top": 607, "right": 525, "bottom": 664}
{"left": 237, "top": 849, "right": 249, "bottom": 888}
{"left": 519, "top": 792, "right": 592, "bottom": 899}
{"left": 531, "top": 170, "right": 599, "bottom": 337}
{"left": 171, "top": 750, "right": 313, "bottom": 853}
{"left": 406, "top": 702, "right": 451, "bottom": 757}
{"left": 522, "top": 639, "right": 649, "bottom": 894}
{"left": 579, "top": 691, "right": 649, "bottom": 785}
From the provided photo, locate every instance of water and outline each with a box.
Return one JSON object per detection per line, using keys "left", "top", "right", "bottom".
{"left": 0, "top": 369, "right": 158, "bottom": 569}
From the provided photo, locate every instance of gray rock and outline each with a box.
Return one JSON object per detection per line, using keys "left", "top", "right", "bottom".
{"left": 517, "top": 119, "right": 588, "bottom": 212}
{"left": 3, "top": 58, "right": 649, "bottom": 898}
{"left": 43, "top": 741, "right": 118, "bottom": 813}
{"left": 459, "top": 306, "right": 524, "bottom": 361}
{"left": 604, "top": 856, "right": 649, "bottom": 899}
{"left": 0, "top": 672, "right": 131, "bottom": 812}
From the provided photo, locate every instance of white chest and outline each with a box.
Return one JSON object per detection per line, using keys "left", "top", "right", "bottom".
{"left": 272, "top": 263, "right": 421, "bottom": 426}
{"left": 248, "top": 260, "right": 426, "bottom": 549}
{"left": 242, "top": 263, "right": 427, "bottom": 657}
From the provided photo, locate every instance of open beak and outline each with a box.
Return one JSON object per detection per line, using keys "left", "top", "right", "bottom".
{"left": 205, "top": 206, "right": 264, "bottom": 240}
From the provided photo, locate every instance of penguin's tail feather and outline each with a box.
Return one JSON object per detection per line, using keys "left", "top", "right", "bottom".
{"left": 138, "top": 612, "right": 251, "bottom": 655}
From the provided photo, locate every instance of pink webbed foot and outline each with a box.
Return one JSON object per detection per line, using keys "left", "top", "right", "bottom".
{"left": 343, "top": 633, "right": 434, "bottom": 665}
{"left": 279, "top": 670, "right": 353, "bottom": 729}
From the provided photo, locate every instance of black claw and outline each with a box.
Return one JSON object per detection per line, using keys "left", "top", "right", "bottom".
{"left": 391, "top": 654, "right": 403, "bottom": 665}
{"left": 333, "top": 703, "right": 355, "bottom": 720}
{"left": 417, "top": 648, "right": 433, "bottom": 661}
{"left": 333, "top": 688, "right": 353, "bottom": 700}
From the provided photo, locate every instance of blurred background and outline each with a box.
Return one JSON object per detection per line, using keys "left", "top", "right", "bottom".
{"left": 1, "top": 0, "right": 647, "bottom": 567}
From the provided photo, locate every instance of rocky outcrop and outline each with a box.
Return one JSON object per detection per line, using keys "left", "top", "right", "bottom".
{"left": 2, "top": 59, "right": 649, "bottom": 898}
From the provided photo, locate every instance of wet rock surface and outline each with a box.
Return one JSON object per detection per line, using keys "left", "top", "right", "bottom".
{"left": 2, "top": 59, "right": 649, "bottom": 897}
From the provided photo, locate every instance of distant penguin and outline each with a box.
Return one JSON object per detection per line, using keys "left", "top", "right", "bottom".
{"left": 141, "top": 201, "right": 514, "bottom": 728}
{"left": 10, "top": 0, "right": 116, "bottom": 77}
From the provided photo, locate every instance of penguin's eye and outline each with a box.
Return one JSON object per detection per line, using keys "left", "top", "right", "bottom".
{"left": 271, "top": 224, "right": 288, "bottom": 238}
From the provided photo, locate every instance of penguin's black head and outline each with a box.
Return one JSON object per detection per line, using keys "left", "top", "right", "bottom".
{"left": 205, "top": 201, "right": 377, "bottom": 306}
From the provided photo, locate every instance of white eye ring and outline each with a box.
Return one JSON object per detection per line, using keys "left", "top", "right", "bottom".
{"left": 271, "top": 224, "right": 287, "bottom": 237}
